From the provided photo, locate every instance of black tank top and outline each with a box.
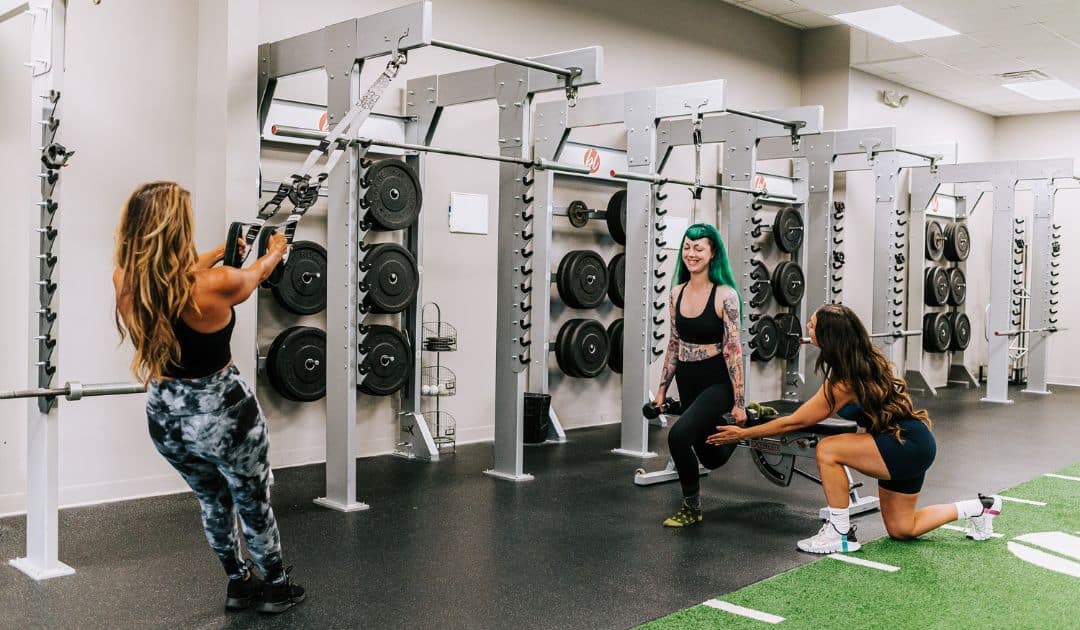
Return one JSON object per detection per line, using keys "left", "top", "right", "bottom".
{"left": 675, "top": 283, "right": 725, "bottom": 344}
{"left": 163, "top": 308, "right": 235, "bottom": 379}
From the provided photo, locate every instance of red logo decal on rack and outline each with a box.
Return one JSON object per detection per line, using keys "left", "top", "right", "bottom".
{"left": 754, "top": 174, "right": 767, "bottom": 192}
{"left": 583, "top": 148, "right": 601, "bottom": 174}
{"left": 318, "top": 111, "right": 330, "bottom": 132}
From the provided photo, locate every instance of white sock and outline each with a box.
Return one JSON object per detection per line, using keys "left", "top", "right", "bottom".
{"left": 828, "top": 507, "right": 850, "bottom": 534}
{"left": 955, "top": 498, "right": 985, "bottom": 519}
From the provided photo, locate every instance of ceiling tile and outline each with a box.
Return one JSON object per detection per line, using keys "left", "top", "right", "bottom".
{"left": 902, "top": 34, "right": 989, "bottom": 56}
{"left": 794, "top": 0, "right": 896, "bottom": 15}
{"left": 968, "top": 23, "right": 1057, "bottom": 46}
{"left": 850, "top": 30, "right": 923, "bottom": 64}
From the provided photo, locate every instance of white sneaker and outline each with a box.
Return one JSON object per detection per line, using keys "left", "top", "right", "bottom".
{"left": 967, "top": 494, "right": 1002, "bottom": 541}
{"left": 797, "top": 522, "right": 860, "bottom": 554}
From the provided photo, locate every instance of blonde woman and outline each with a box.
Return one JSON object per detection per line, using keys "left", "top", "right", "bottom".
{"left": 113, "top": 181, "right": 304, "bottom": 613}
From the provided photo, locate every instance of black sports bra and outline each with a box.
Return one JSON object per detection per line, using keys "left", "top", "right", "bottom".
{"left": 163, "top": 308, "right": 235, "bottom": 379}
{"left": 675, "top": 284, "right": 725, "bottom": 345}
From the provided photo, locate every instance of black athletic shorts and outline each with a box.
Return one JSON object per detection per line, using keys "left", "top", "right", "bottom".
{"left": 872, "top": 418, "right": 937, "bottom": 494}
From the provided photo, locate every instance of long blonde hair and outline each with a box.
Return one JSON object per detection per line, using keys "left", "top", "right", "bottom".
{"left": 114, "top": 181, "right": 200, "bottom": 381}
{"left": 814, "top": 304, "right": 932, "bottom": 440}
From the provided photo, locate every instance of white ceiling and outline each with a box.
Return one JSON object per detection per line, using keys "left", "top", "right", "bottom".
{"left": 721, "top": 0, "right": 1080, "bottom": 116}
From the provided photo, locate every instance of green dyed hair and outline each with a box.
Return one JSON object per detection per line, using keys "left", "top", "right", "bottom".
{"left": 671, "top": 223, "right": 741, "bottom": 314}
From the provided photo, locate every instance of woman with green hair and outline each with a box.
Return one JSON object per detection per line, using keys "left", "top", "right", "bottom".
{"left": 654, "top": 222, "right": 746, "bottom": 527}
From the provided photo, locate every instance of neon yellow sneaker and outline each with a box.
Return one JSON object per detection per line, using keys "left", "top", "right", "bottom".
{"left": 662, "top": 502, "right": 703, "bottom": 527}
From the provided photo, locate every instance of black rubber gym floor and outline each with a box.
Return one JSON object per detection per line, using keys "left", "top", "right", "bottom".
{"left": 1, "top": 384, "right": 1077, "bottom": 629}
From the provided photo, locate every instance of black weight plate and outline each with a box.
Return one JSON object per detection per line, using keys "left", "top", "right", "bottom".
{"left": 258, "top": 227, "right": 285, "bottom": 288}
{"left": 224, "top": 221, "right": 245, "bottom": 268}
{"left": 361, "top": 243, "right": 419, "bottom": 314}
{"left": 924, "top": 266, "right": 950, "bottom": 306}
{"left": 362, "top": 159, "right": 422, "bottom": 231}
{"left": 771, "top": 261, "right": 805, "bottom": 307}
{"left": 607, "top": 252, "right": 625, "bottom": 308}
{"left": 773, "top": 313, "right": 803, "bottom": 361}
{"left": 925, "top": 220, "right": 945, "bottom": 261}
{"left": 947, "top": 267, "right": 967, "bottom": 306}
{"left": 947, "top": 311, "right": 971, "bottom": 351}
{"left": 555, "top": 319, "right": 583, "bottom": 378}
{"left": 267, "top": 326, "right": 326, "bottom": 402}
{"left": 748, "top": 259, "right": 772, "bottom": 310}
{"left": 607, "top": 318, "right": 624, "bottom": 373}
{"left": 358, "top": 325, "right": 412, "bottom": 396}
{"left": 943, "top": 222, "right": 970, "bottom": 262}
{"left": 772, "top": 207, "right": 804, "bottom": 253}
{"left": 271, "top": 241, "right": 327, "bottom": 315}
{"left": 557, "top": 250, "right": 608, "bottom": 309}
{"left": 606, "top": 189, "right": 627, "bottom": 245}
{"left": 922, "top": 312, "right": 952, "bottom": 353}
{"left": 750, "top": 315, "right": 778, "bottom": 362}
{"left": 567, "top": 199, "right": 590, "bottom": 228}
{"left": 568, "top": 318, "right": 610, "bottom": 378}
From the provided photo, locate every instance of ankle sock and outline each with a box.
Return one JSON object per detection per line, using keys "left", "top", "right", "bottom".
{"left": 683, "top": 494, "right": 701, "bottom": 511}
{"left": 955, "top": 497, "right": 986, "bottom": 519}
{"left": 828, "top": 507, "right": 850, "bottom": 534}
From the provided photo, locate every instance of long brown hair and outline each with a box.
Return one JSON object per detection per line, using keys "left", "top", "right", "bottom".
{"left": 114, "top": 181, "right": 199, "bottom": 382}
{"left": 813, "top": 304, "right": 931, "bottom": 439}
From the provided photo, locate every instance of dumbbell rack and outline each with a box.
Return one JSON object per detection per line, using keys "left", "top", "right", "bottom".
{"left": 421, "top": 302, "right": 457, "bottom": 452}
{"left": 910, "top": 159, "right": 1074, "bottom": 404}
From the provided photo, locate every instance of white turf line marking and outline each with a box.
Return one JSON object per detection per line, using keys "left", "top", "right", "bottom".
{"left": 703, "top": 600, "right": 784, "bottom": 624}
{"left": 1044, "top": 473, "right": 1080, "bottom": 482}
{"left": 828, "top": 554, "right": 900, "bottom": 572}
{"left": 998, "top": 495, "right": 1047, "bottom": 506}
{"left": 941, "top": 524, "right": 1003, "bottom": 538}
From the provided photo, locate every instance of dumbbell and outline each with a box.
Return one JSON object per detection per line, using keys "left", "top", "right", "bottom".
{"left": 643, "top": 398, "right": 682, "bottom": 419}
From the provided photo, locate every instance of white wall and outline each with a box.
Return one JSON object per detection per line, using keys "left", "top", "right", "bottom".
{"left": 844, "top": 70, "right": 996, "bottom": 388}
{"left": 0, "top": 0, "right": 802, "bottom": 514}
{"left": 994, "top": 112, "right": 1080, "bottom": 386}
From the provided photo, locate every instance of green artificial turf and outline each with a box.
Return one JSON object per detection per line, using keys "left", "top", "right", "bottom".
{"left": 640, "top": 463, "right": 1080, "bottom": 629}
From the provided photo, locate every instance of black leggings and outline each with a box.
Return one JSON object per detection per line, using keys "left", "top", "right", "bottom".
{"left": 667, "top": 353, "right": 737, "bottom": 497}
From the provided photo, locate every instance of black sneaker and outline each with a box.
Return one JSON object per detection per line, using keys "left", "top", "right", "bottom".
{"left": 256, "top": 566, "right": 306, "bottom": 614}
{"left": 225, "top": 561, "right": 262, "bottom": 611}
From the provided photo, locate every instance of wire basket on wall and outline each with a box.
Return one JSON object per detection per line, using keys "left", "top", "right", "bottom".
{"left": 425, "top": 410, "right": 457, "bottom": 451}
{"left": 421, "top": 365, "right": 456, "bottom": 396}
{"left": 423, "top": 320, "right": 458, "bottom": 352}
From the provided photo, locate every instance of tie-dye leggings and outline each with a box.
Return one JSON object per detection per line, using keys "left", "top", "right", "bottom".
{"left": 146, "top": 365, "right": 285, "bottom": 583}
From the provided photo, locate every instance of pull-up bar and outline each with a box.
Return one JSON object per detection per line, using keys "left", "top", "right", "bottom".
{"left": 272, "top": 125, "right": 591, "bottom": 175}
{"left": 994, "top": 326, "right": 1065, "bottom": 337}
{"left": 608, "top": 169, "right": 800, "bottom": 203}
{"left": 429, "top": 39, "right": 581, "bottom": 80}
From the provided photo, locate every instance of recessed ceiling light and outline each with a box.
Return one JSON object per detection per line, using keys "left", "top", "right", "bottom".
{"left": 832, "top": 5, "right": 959, "bottom": 42}
{"left": 1002, "top": 79, "right": 1080, "bottom": 101}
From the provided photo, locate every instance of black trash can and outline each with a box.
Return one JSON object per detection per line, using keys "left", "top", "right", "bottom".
{"left": 523, "top": 393, "right": 552, "bottom": 444}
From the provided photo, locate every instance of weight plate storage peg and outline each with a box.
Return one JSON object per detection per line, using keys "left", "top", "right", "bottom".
{"left": 771, "top": 261, "right": 805, "bottom": 306}
{"left": 946, "top": 267, "right": 967, "bottom": 306}
{"left": 258, "top": 227, "right": 285, "bottom": 288}
{"left": 922, "top": 312, "right": 952, "bottom": 353}
{"left": 925, "top": 220, "right": 945, "bottom": 261}
{"left": 749, "top": 315, "right": 779, "bottom": 362}
{"left": 567, "top": 199, "right": 590, "bottom": 228}
{"left": 557, "top": 250, "right": 609, "bottom": 309}
{"left": 924, "top": 266, "right": 950, "bottom": 307}
{"left": 360, "top": 243, "right": 419, "bottom": 314}
{"left": 748, "top": 259, "right": 772, "bottom": 309}
{"left": 943, "top": 222, "right": 971, "bottom": 262}
{"left": 224, "top": 221, "right": 245, "bottom": 268}
{"left": 361, "top": 159, "right": 422, "bottom": 231}
{"left": 358, "top": 325, "right": 413, "bottom": 396}
{"left": 607, "top": 252, "right": 625, "bottom": 308}
{"left": 271, "top": 241, "right": 327, "bottom": 315}
{"left": 606, "top": 189, "right": 627, "bottom": 245}
{"left": 772, "top": 313, "right": 803, "bottom": 360}
{"left": 945, "top": 312, "right": 971, "bottom": 351}
{"left": 607, "top": 318, "right": 624, "bottom": 373}
{"left": 555, "top": 319, "right": 610, "bottom": 378}
{"left": 772, "top": 207, "right": 804, "bottom": 253}
{"left": 266, "top": 326, "right": 326, "bottom": 402}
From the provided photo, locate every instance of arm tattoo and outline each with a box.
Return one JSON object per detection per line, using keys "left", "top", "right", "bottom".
{"left": 720, "top": 290, "right": 745, "bottom": 409}
{"left": 659, "top": 291, "right": 680, "bottom": 389}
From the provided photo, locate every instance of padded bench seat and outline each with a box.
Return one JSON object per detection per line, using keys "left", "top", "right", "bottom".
{"left": 752, "top": 399, "right": 860, "bottom": 436}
